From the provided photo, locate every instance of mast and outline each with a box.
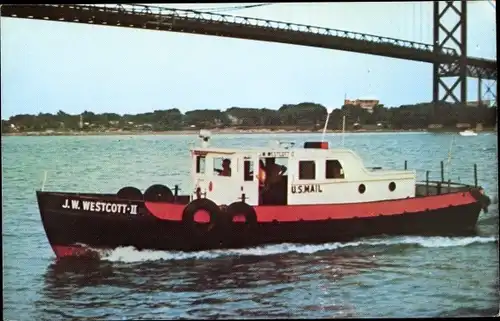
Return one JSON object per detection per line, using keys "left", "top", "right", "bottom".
{"left": 322, "top": 107, "right": 334, "bottom": 142}
{"left": 342, "top": 115, "right": 346, "bottom": 147}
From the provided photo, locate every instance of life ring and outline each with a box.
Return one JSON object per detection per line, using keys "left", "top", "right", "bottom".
{"left": 226, "top": 201, "right": 258, "bottom": 225}
{"left": 182, "top": 198, "right": 226, "bottom": 237}
{"left": 144, "top": 184, "right": 174, "bottom": 203}
{"left": 117, "top": 186, "right": 143, "bottom": 200}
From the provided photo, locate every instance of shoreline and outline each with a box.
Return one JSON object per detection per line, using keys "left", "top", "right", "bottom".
{"left": 2, "top": 127, "right": 496, "bottom": 137}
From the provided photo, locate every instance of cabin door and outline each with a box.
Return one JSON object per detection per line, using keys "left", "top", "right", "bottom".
{"left": 240, "top": 157, "right": 259, "bottom": 206}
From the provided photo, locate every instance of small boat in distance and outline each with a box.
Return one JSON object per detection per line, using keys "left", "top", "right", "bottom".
{"left": 459, "top": 129, "right": 478, "bottom": 136}
{"left": 35, "top": 110, "right": 492, "bottom": 259}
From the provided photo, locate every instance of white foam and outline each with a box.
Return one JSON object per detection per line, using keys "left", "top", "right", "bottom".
{"left": 98, "top": 236, "right": 497, "bottom": 263}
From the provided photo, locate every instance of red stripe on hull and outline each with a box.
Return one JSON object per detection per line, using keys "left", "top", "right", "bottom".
{"left": 144, "top": 202, "right": 184, "bottom": 220}
{"left": 256, "top": 192, "right": 478, "bottom": 222}
{"left": 144, "top": 192, "right": 478, "bottom": 223}
{"left": 52, "top": 244, "right": 97, "bottom": 258}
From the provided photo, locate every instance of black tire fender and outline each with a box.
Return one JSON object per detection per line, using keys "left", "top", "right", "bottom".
{"left": 226, "top": 201, "right": 258, "bottom": 225}
{"left": 117, "top": 186, "right": 143, "bottom": 200}
{"left": 182, "top": 198, "right": 226, "bottom": 235}
{"left": 144, "top": 184, "right": 174, "bottom": 203}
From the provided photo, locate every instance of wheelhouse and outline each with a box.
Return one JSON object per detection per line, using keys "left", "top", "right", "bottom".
{"left": 190, "top": 133, "right": 417, "bottom": 207}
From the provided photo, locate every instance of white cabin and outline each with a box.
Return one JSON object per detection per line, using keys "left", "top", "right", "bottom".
{"left": 190, "top": 132, "right": 416, "bottom": 206}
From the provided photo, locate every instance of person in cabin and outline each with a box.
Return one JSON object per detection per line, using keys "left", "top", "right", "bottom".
{"left": 217, "top": 158, "right": 232, "bottom": 176}
{"left": 333, "top": 162, "right": 344, "bottom": 178}
{"left": 334, "top": 166, "right": 343, "bottom": 178}
{"left": 264, "top": 158, "right": 287, "bottom": 185}
{"left": 257, "top": 159, "right": 267, "bottom": 186}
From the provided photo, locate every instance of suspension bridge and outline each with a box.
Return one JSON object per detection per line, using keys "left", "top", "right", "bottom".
{"left": 1, "top": 2, "right": 497, "bottom": 106}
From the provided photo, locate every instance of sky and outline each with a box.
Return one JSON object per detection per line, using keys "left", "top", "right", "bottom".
{"left": 0, "top": 2, "right": 497, "bottom": 119}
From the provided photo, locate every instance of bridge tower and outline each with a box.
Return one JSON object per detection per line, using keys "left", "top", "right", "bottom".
{"left": 433, "top": 0, "right": 467, "bottom": 107}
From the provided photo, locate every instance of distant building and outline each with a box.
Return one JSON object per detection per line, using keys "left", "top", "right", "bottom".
{"left": 344, "top": 97, "right": 380, "bottom": 113}
{"left": 456, "top": 123, "right": 471, "bottom": 129}
{"left": 136, "top": 123, "right": 153, "bottom": 129}
{"left": 226, "top": 114, "right": 242, "bottom": 125}
{"left": 428, "top": 124, "right": 444, "bottom": 129}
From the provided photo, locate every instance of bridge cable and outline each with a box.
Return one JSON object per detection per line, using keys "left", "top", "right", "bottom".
{"left": 420, "top": 2, "right": 423, "bottom": 43}
{"left": 425, "top": 2, "right": 429, "bottom": 43}
{"left": 416, "top": 2, "right": 419, "bottom": 42}
{"left": 410, "top": 2, "right": 417, "bottom": 41}
{"left": 418, "top": 2, "right": 422, "bottom": 43}
{"left": 415, "top": 2, "right": 418, "bottom": 42}
{"left": 189, "top": 3, "right": 275, "bottom": 13}
{"left": 414, "top": 2, "right": 416, "bottom": 42}
{"left": 412, "top": 2, "right": 415, "bottom": 42}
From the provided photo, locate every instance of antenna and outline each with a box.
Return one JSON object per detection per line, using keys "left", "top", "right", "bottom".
{"left": 321, "top": 107, "right": 334, "bottom": 142}
{"left": 41, "top": 170, "right": 48, "bottom": 191}
{"left": 342, "top": 114, "right": 346, "bottom": 147}
{"left": 445, "top": 134, "right": 455, "bottom": 179}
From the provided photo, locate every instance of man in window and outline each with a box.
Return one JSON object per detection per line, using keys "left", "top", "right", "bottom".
{"left": 265, "top": 158, "right": 287, "bottom": 185}
{"left": 217, "top": 158, "right": 232, "bottom": 176}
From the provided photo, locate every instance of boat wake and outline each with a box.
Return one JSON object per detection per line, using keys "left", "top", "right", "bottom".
{"left": 99, "top": 236, "right": 497, "bottom": 263}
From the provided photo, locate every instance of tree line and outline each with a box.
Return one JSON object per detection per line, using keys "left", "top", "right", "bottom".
{"left": 1, "top": 101, "right": 497, "bottom": 134}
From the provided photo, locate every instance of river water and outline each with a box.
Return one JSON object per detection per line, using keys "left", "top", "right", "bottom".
{"left": 2, "top": 132, "right": 498, "bottom": 319}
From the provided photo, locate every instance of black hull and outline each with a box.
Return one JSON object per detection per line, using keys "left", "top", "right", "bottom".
{"left": 39, "top": 201, "right": 483, "bottom": 256}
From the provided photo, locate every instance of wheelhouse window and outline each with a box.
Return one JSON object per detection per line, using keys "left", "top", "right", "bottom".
{"left": 213, "top": 157, "right": 232, "bottom": 177}
{"left": 325, "top": 160, "right": 345, "bottom": 179}
{"left": 299, "top": 160, "right": 315, "bottom": 180}
{"left": 243, "top": 159, "right": 254, "bottom": 181}
{"left": 196, "top": 156, "right": 206, "bottom": 174}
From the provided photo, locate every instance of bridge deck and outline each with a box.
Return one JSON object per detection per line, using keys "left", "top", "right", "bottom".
{"left": 1, "top": 4, "right": 496, "bottom": 80}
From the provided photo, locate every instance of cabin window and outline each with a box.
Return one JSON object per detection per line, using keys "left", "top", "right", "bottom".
{"left": 299, "top": 161, "right": 316, "bottom": 180}
{"left": 244, "top": 160, "right": 254, "bottom": 181}
{"left": 358, "top": 184, "right": 366, "bottom": 194}
{"left": 325, "top": 160, "right": 345, "bottom": 179}
{"left": 389, "top": 182, "right": 396, "bottom": 191}
{"left": 196, "top": 156, "right": 206, "bottom": 174}
{"left": 213, "top": 157, "right": 232, "bottom": 177}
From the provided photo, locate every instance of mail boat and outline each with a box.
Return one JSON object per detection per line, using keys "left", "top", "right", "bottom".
{"left": 36, "top": 130, "right": 491, "bottom": 259}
